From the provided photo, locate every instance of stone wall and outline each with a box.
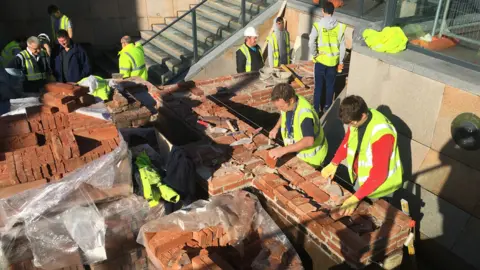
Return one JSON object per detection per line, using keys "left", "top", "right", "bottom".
{"left": 343, "top": 50, "right": 480, "bottom": 269}
{"left": 0, "top": 0, "right": 196, "bottom": 46}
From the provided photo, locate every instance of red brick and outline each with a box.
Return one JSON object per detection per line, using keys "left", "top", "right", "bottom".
{"left": 0, "top": 133, "right": 38, "bottom": 152}
{"left": 50, "top": 133, "right": 64, "bottom": 160}
{"left": 0, "top": 116, "right": 31, "bottom": 137}
{"left": 252, "top": 177, "right": 272, "bottom": 197}
{"left": 283, "top": 190, "right": 304, "bottom": 201}
{"left": 210, "top": 171, "right": 244, "bottom": 189}
{"left": 25, "top": 105, "right": 59, "bottom": 117}
{"left": 297, "top": 202, "right": 317, "bottom": 215}
{"left": 40, "top": 165, "right": 51, "bottom": 179}
{"left": 265, "top": 152, "right": 277, "bottom": 168}
{"left": 278, "top": 166, "right": 305, "bottom": 186}
{"left": 64, "top": 157, "right": 85, "bottom": 172}
{"left": 264, "top": 177, "right": 288, "bottom": 190}
{"left": 244, "top": 158, "right": 265, "bottom": 171}
{"left": 308, "top": 210, "right": 335, "bottom": 226}
{"left": 73, "top": 125, "right": 118, "bottom": 141}
{"left": 223, "top": 178, "right": 252, "bottom": 191}
{"left": 371, "top": 199, "right": 411, "bottom": 229}
{"left": 305, "top": 171, "right": 328, "bottom": 186}
{"left": 13, "top": 151, "right": 27, "bottom": 183}
{"left": 289, "top": 196, "right": 310, "bottom": 207}
{"left": 44, "top": 82, "right": 89, "bottom": 96}
{"left": 192, "top": 256, "right": 209, "bottom": 269}
{"left": 299, "top": 181, "right": 330, "bottom": 203}
{"left": 260, "top": 173, "right": 280, "bottom": 182}
{"left": 0, "top": 179, "right": 47, "bottom": 199}
{"left": 203, "top": 228, "right": 213, "bottom": 247}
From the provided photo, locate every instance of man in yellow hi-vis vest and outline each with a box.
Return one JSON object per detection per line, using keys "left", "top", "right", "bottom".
{"left": 308, "top": 1, "right": 346, "bottom": 114}
{"left": 267, "top": 17, "right": 291, "bottom": 68}
{"left": 1, "top": 37, "right": 26, "bottom": 67}
{"left": 322, "top": 95, "right": 403, "bottom": 216}
{"left": 236, "top": 27, "right": 264, "bottom": 73}
{"left": 268, "top": 83, "right": 328, "bottom": 167}
{"left": 118, "top": 36, "right": 148, "bottom": 81}
{"left": 7, "top": 36, "right": 51, "bottom": 93}
{"left": 48, "top": 5, "right": 73, "bottom": 40}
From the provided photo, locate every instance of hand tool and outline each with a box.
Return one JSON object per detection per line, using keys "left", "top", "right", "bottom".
{"left": 280, "top": 64, "right": 308, "bottom": 88}
{"left": 197, "top": 120, "right": 228, "bottom": 134}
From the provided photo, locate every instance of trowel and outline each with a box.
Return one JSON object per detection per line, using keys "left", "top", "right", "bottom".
{"left": 257, "top": 138, "right": 276, "bottom": 151}
{"left": 197, "top": 120, "right": 228, "bottom": 134}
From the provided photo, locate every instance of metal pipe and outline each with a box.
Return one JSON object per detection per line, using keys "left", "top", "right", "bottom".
{"left": 141, "top": 0, "right": 207, "bottom": 46}
{"left": 438, "top": 0, "right": 452, "bottom": 37}
{"left": 358, "top": 0, "right": 364, "bottom": 17}
{"left": 241, "top": 0, "right": 247, "bottom": 27}
{"left": 431, "top": 0, "right": 444, "bottom": 37}
{"left": 192, "top": 10, "right": 199, "bottom": 63}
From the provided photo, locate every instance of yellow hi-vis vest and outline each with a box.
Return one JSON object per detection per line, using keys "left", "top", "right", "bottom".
{"left": 239, "top": 44, "right": 263, "bottom": 72}
{"left": 118, "top": 43, "right": 148, "bottom": 81}
{"left": 78, "top": 76, "right": 111, "bottom": 101}
{"left": 346, "top": 109, "right": 403, "bottom": 198}
{"left": 1, "top": 41, "right": 21, "bottom": 67}
{"left": 313, "top": 22, "right": 346, "bottom": 67}
{"left": 362, "top": 27, "right": 408, "bottom": 54}
{"left": 280, "top": 95, "right": 328, "bottom": 167}
{"left": 51, "top": 15, "right": 71, "bottom": 40}
{"left": 19, "top": 50, "right": 47, "bottom": 81}
{"left": 269, "top": 31, "right": 291, "bottom": 67}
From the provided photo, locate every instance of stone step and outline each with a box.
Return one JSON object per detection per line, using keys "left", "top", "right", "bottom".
{"left": 196, "top": 5, "right": 242, "bottom": 30}
{"left": 142, "top": 41, "right": 188, "bottom": 75}
{"left": 206, "top": 0, "right": 264, "bottom": 19}
{"left": 140, "top": 30, "right": 193, "bottom": 63}
{"left": 227, "top": 0, "right": 276, "bottom": 8}
{"left": 160, "top": 27, "right": 209, "bottom": 56}
{"left": 144, "top": 55, "right": 170, "bottom": 85}
{"left": 165, "top": 17, "right": 221, "bottom": 48}
{"left": 184, "top": 13, "right": 233, "bottom": 38}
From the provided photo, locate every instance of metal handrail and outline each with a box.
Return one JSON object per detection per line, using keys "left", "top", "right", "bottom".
{"left": 142, "top": 0, "right": 249, "bottom": 64}
{"left": 141, "top": 0, "right": 207, "bottom": 46}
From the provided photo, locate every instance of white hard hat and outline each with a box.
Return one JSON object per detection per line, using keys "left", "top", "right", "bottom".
{"left": 244, "top": 27, "right": 259, "bottom": 37}
{"left": 38, "top": 33, "right": 51, "bottom": 43}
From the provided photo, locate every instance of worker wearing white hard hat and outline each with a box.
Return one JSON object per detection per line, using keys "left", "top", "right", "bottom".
{"left": 236, "top": 26, "right": 264, "bottom": 73}
{"left": 38, "top": 33, "right": 52, "bottom": 57}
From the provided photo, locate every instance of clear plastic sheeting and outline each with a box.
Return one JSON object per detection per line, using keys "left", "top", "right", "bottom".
{"left": 138, "top": 190, "right": 304, "bottom": 270}
{"left": 1, "top": 195, "right": 152, "bottom": 269}
{"left": 25, "top": 187, "right": 106, "bottom": 269}
{"left": 0, "top": 136, "right": 133, "bottom": 269}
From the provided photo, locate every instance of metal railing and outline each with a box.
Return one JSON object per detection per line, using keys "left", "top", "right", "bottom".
{"left": 141, "top": 0, "right": 249, "bottom": 64}
{"left": 432, "top": 0, "right": 480, "bottom": 46}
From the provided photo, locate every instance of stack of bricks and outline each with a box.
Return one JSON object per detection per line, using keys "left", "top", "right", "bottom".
{"left": 0, "top": 91, "right": 121, "bottom": 199}
{"left": 155, "top": 61, "right": 412, "bottom": 268}
{"left": 144, "top": 225, "right": 302, "bottom": 269}
{"left": 42, "top": 83, "right": 96, "bottom": 113}
{"left": 105, "top": 90, "right": 153, "bottom": 128}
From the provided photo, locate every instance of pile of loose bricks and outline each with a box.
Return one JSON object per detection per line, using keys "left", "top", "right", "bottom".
{"left": 157, "top": 61, "right": 411, "bottom": 268}
{"left": 106, "top": 89, "right": 153, "bottom": 128}
{"left": 0, "top": 83, "right": 120, "bottom": 198}
{"left": 145, "top": 225, "right": 301, "bottom": 269}
{"left": 143, "top": 191, "right": 302, "bottom": 270}
{"left": 0, "top": 82, "right": 154, "bottom": 270}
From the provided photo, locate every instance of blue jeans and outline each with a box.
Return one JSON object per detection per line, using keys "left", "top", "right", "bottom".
{"left": 313, "top": 62, "right": 337, "bottom": 112}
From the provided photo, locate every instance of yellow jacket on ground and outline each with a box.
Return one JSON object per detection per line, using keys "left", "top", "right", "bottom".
{"left": 280, "top": 95, "right": 328, "bottom": 167}
{"left": 362, "top": 27, "right": 408, "bottom": 54}
{"left": 118, "top": 43, "right": 148, "bottom": 81}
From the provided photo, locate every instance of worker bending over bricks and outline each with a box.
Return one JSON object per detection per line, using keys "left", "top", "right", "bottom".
{"left": 322, "top": 95, "right": 403, "bottom": 216}
{"left": 268, "top": 83, "right": 328, "bottom": 167}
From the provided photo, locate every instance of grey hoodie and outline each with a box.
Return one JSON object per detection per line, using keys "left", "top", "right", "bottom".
{"left": 308, "top": 16, "right": 346, "bottom": 64}
{"left": 268, "top": 17, "right": 290, "bottom": 67}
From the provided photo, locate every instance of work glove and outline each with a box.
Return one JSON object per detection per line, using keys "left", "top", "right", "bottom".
{"left": 337, "top": 63, "right": 344, "bottom": 73}
{"left": 340, "top": 195, "right": 360, "bottom": 216}
{"left": 321, "top": 163, "right": 338, "bottom": 179}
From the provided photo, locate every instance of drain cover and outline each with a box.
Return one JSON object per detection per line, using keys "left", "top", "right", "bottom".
{"left": 451, "top": 113, "right": 480, "bottom": 151}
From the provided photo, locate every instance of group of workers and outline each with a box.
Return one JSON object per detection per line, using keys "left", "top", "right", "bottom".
{"left": 237, "top": 2, "right": 346, "bottom": 115}
{"left": 0, "top": 5, "right": 147, "bottom": 100}
{"left": 257, "top": 2, "right": 402, "bottom": 215}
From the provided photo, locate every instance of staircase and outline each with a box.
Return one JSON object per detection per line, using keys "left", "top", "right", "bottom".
{"left": 94, "top": 0, "right": 277, "bottom": 85}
